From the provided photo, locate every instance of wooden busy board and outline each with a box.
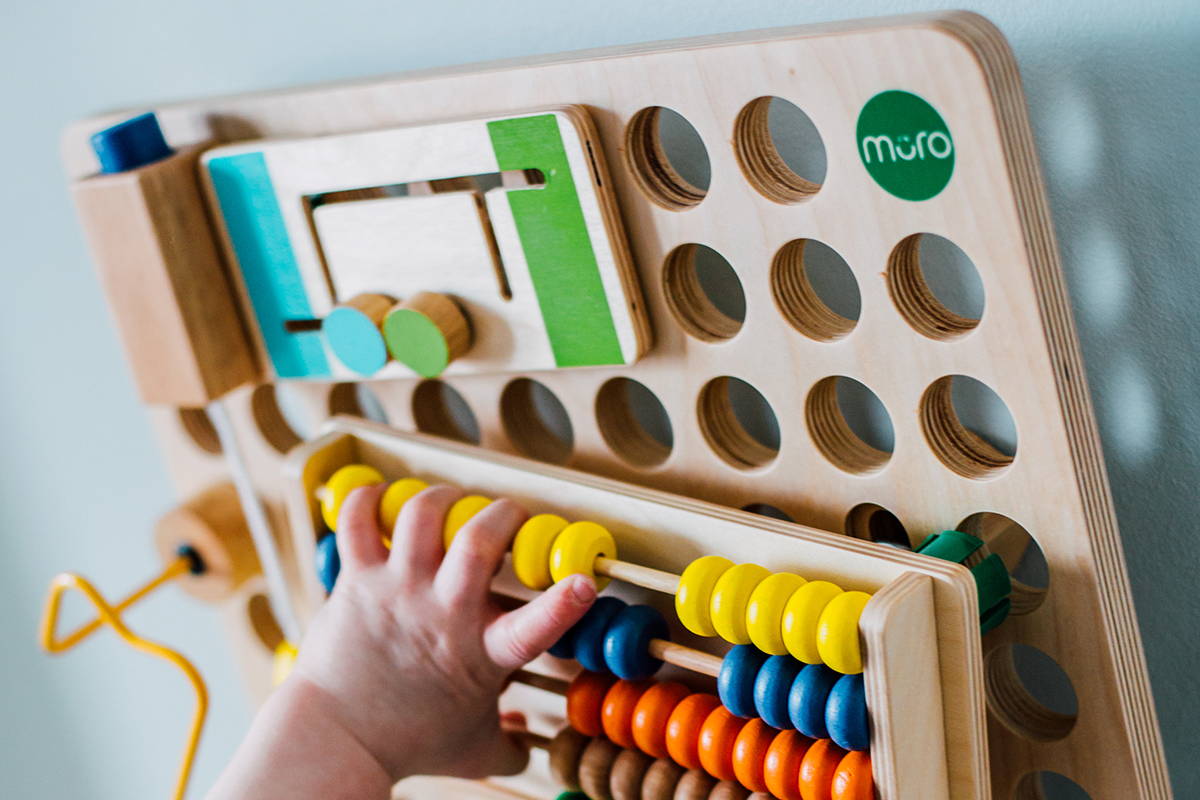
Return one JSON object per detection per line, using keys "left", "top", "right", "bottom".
{"left": 60, "top": 10, "right": 1169, "bottom": 800}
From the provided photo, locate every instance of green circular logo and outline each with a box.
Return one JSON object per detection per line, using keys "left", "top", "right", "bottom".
{"left": 856, "top": 90, "right": 954, "bottom": 201}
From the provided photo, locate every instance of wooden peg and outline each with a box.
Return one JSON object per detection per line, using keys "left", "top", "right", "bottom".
{"left": 324, "top": 292, "right": 394, "bottom": 375}
{"left": 154, "top": 482, "right": 260, "bottom": 602}
{"left": 382, "top": 291, "right": 472, "bottom": 378}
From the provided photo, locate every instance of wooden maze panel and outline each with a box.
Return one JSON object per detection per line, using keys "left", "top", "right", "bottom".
{"left": 61, "top": 10, "right": 1168, "bottom": 800}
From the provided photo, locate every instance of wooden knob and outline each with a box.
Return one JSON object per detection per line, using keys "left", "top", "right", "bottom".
{"left": 382, "top": 291, "right": 472, "bottom": 377}
{"left": 579, "top": 737, "right": 621, "bottom": 800}
{"left": 548, "top": 727, "right": 589, "bottom": 790}
{"left": 154, "top": 482, "right": 259, "bottom": 602}
{"left": 611, "top": 749, "right": 654, "bottom": 800}
{"left": 325, "top": 292, "right": 394, "bottom": 375}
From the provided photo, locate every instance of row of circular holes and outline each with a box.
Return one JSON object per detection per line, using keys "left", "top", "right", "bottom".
{"left": 191, "top": 385, "right": 1081, "bottom": 796}
{"left": 666, "top": 233, "right": 985, "bottom": 346}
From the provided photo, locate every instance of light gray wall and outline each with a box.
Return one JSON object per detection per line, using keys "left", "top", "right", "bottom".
{"left": 2, "top": 1, "right": 1196, "bottom": 797}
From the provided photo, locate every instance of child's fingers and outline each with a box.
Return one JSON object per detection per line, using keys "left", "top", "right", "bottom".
{"left": 433, "top": 499, "right": 528, "bottom": 607}
{"left": 336, "top": 484, "right": 389, "bottom": 573}
{"left": 483, "top": 575, "right": 596, "bottom": 670}
{"left": 387, "top": 485, "right": 462, "bottom": 583}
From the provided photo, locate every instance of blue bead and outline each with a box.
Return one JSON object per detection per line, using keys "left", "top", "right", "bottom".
{"left": 603, "top": 604, "right": 669, "bottom": 680}
{"left": 571, "top": 596, "right": 627, "bottom": 673}
{"left": 548, "top": 625, "right": 577, "bottom": 659}
{"left": 315, "top": 533, "right": 340, "bottom": 594}
{"left": 827, "top": 673, "right": 869, "bottom": 751}
{"left": 718, "top": 645, "right": 768, "bottom": 718}
{"left": 753, "top": 655, "right": 802, "bottom": 729}
{"left": 788, "top": 664, "right": 839, "bottom": 739}
{"left": 90, "top": 112, "right": 173, "bottom": 173}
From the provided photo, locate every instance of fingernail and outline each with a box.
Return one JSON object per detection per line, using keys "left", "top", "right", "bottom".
{"left": 571, "top": 575, "right": 596, "bottom": 604}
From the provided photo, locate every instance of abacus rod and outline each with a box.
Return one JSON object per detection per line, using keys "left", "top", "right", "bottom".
{"left": 51, "top": 555, "right": 192, "bottom": 651}
{"left": 595, "top": 557, "right": 681, "bottom": 596}
{"left": 513, "top": 669, "right": 569, "bottom": 696}
{"left": 208, "top": 399, "right": 302, "bottom": 643}
{"left": 648, "top": 639, "right": 723, "bottom": 677}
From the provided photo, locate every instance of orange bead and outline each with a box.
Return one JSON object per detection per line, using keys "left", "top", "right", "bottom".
{"left": 798, "top": 739, "right": 846, "bottom": 800}
{"left": 697, "top": 706, "right": 748, "bottom": 782}
{"left": 731, "top": 718, "right": 775, "bottom": 793}
{"left": 631, "top": 681, "right": 691, "bottom": 759}
{"left": 665, "top": 693, "right": 722, "bottom": 769}
{"left": 566, "top": 671, "right": 616, "bottom": 738}
{"left": 763, "top": 730, "right": 813, "bottom": 800}
{"left": 601, "top": 679, "right": 652, "bottom": 750}
{"left": 831, "top": 750, "right": 872, "bottom": 800}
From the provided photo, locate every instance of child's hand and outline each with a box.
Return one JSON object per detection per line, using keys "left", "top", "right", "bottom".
{"left": 209, "top": 483, "right": 596, "bottom": 799}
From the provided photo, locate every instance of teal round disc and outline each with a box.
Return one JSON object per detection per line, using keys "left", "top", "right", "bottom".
{"left": 325, "top": 306, "right": 388, "bottom": 375}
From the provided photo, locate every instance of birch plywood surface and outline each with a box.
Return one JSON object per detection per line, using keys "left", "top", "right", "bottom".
{"left": 62, "top": 10, "right": 1168, "bottom": 800}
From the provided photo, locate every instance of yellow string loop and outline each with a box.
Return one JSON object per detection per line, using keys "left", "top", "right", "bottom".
{"left": 39, "top": 566, "right": 208, "bottom": 800}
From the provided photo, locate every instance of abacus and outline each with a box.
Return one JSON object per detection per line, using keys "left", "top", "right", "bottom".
{"left": 54, "top": 10, "right": 1169, "bottom": 800}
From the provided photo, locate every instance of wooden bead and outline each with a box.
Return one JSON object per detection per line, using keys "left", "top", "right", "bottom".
{"left": 602, "top": 679, "right": 653, "bottom": 750}
{"left": 826, "top": 674, "right": 869, "bottom": 752}
{"left": 511, "top": 513, "right": 569, "bottom": 589}
{"left": 675, "top": 556, "right": 733, "bottom": 637}
{"left": 611, "top": 748, "right": 654, "bottom": 800}
{"left": 697, "top": 706, "right": 747, "bottom": 782}
{"left": 781, "top": 581, "right": 843, "bottom": 664}
{"left": 442, "top": 494, "right": 492, "bottom": 550}
{"left": 798, "top": 739, "right": 845, "bottom": 800}
{"left": 815, "top": 591, "right": 870, "bottom": 675}
{"left": 830, "top": 750, "right": 872, "bottom": 800}
{"left": 666, "top": 694, "right": 722, "bottom": 769}
{"left": 550, "top": 520, "right": 617, "bottom": 589}
{"left": 710, "top": 563, "right": 771, "bottom": 644}
{"left": 379, "top": 477, "right": 428, "bottom": 533}
{"left": 731, "top": 718, "right": 775, "bottom": 793}
{"left": 641, "top": 758, "right": 686, "bottom": 800}
{"left": 549, "top": 727, "right": 590, "bottom": 790}
{"left": 567, "top": 671, "right": 616, "bottom": 737}
{"left": 673, "top": 769, "right": 717, "bottom": 800}
{"left": 632, "top": 681, "right": 692, "bottom": 758}
{"left": 746, "top": 572, "right": 807, "bottom": 655}
{"left": 580, "top": 737, "right": 622, "bottom": 800}
{"left": 763, "top": 730, "right": 812, "bottom": 800}
{"left": 382, "top": 291, "right": 472, "bottom": 378}
{"left": 717, "top": 645, "right": 767, "bottom": 719}
{"left": 325, "top": 292, "right": 393, "bottom": 375}
{"left": 319, "top": 464, "right": 384, "bottom": 531}
{"left": 707, "top": 781, "right": 750, "bottom": 800}
{"left": 603, "top": 604, "right": 669, "bottom": 680}
{"left": 154, "top": 482, "right": 259, "bottom": 602}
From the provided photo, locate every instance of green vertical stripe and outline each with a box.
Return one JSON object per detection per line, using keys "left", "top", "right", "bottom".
{"left": 487, "top": 115, "right": 624, "bottom": 367}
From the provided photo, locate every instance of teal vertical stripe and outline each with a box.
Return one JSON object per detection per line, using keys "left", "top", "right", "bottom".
{"left": 487, "top": 115, "right": 624, "bottom": 367}
{"left": 207, "top": 153, "right": 330, "bottom": 378}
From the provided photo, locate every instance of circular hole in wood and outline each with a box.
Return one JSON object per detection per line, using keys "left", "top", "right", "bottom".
{"left": 662, "top": 244, "right": 745, "bottom": 342}
{"left": 697, "top": 377, "right": 779, "bottom": 470}
{"left": 733, "top": 96, "right": 827, "bottom": 203}
{"left": 251, "top": 384, "right": 303, "bottom": 454}
{"left": 247, "top": 593, "right": 283, "bottom": 653}
{"left": 411, "top": 380, "right": 481, "bottom": 444}
{"left": 887, "top": 233, "right": 985, "bottom": 339}
{"left": 771, "top": 239, "right": 861, "bottom": 341}
{"left": 806, "top": 377, "right": 894, "bottom": 474}
{"left": 625, "top": 106, "right": 710, "bottom": 210}
{"left": 985, "top": 643, "right": 1078, "bottom": 743}
{"left": 328, "top": 382, "right": 390, "bottom": 425}
{"left": 921, "top": 375, "right": 1016, "bottom": 479}
{"left": 272, "top": 382, "right": 320, "bottom": 440}
{"left": 957, "top": 512, "right": 1048, "bottom": 614}
{"left": 595, "top": 378, "right": 674, "bottom": 467}
{"left": 500, "top": 378, "right": 573, "bottom": 464}
{"left": 1014, "top": 772, "right": 1093, "bottom": 800}
{"left": 178, "top": 407, "right": 222, "bottom": 455}
{"left": 742, "top": 503, "right": 793, "bottom": 522}
{"left": 845, "top": 503, "right": 911, "bottom": 549}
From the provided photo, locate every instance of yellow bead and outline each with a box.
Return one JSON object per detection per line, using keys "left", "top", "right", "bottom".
{"left": 442, "top": 495, "right": 493, "bottom": 550}
{"left": 817, "top": 590, "right": 871, "bottom": 674}
{"left": 709, "top": 563, "right": 771, "bottom": 644}
{"left": 272, "top": 640, "right": 299, "bottom": 687}
{"left": 746, "top": 572, "right": 807, "bottom": 655}
{"left": 549, "top": 521, "right": 616, "bottom": 589}
{"left": 675, "top": 556, "right": 734, "bottom": 637}
{"left": 380, "top": 478, "right": 429, "bottom": 536}
{"left": 320, "top": 464, "right": 384, "bottom": 531}
{"left": 512, "top": 514, "right": 569, "bottom": 589}
{"left": 781, "top": 580, "right": 844, "bottom": 663}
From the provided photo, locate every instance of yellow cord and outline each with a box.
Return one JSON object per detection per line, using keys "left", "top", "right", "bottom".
{"left": 39, "top": 563, "right": 208, "bottom": 800}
